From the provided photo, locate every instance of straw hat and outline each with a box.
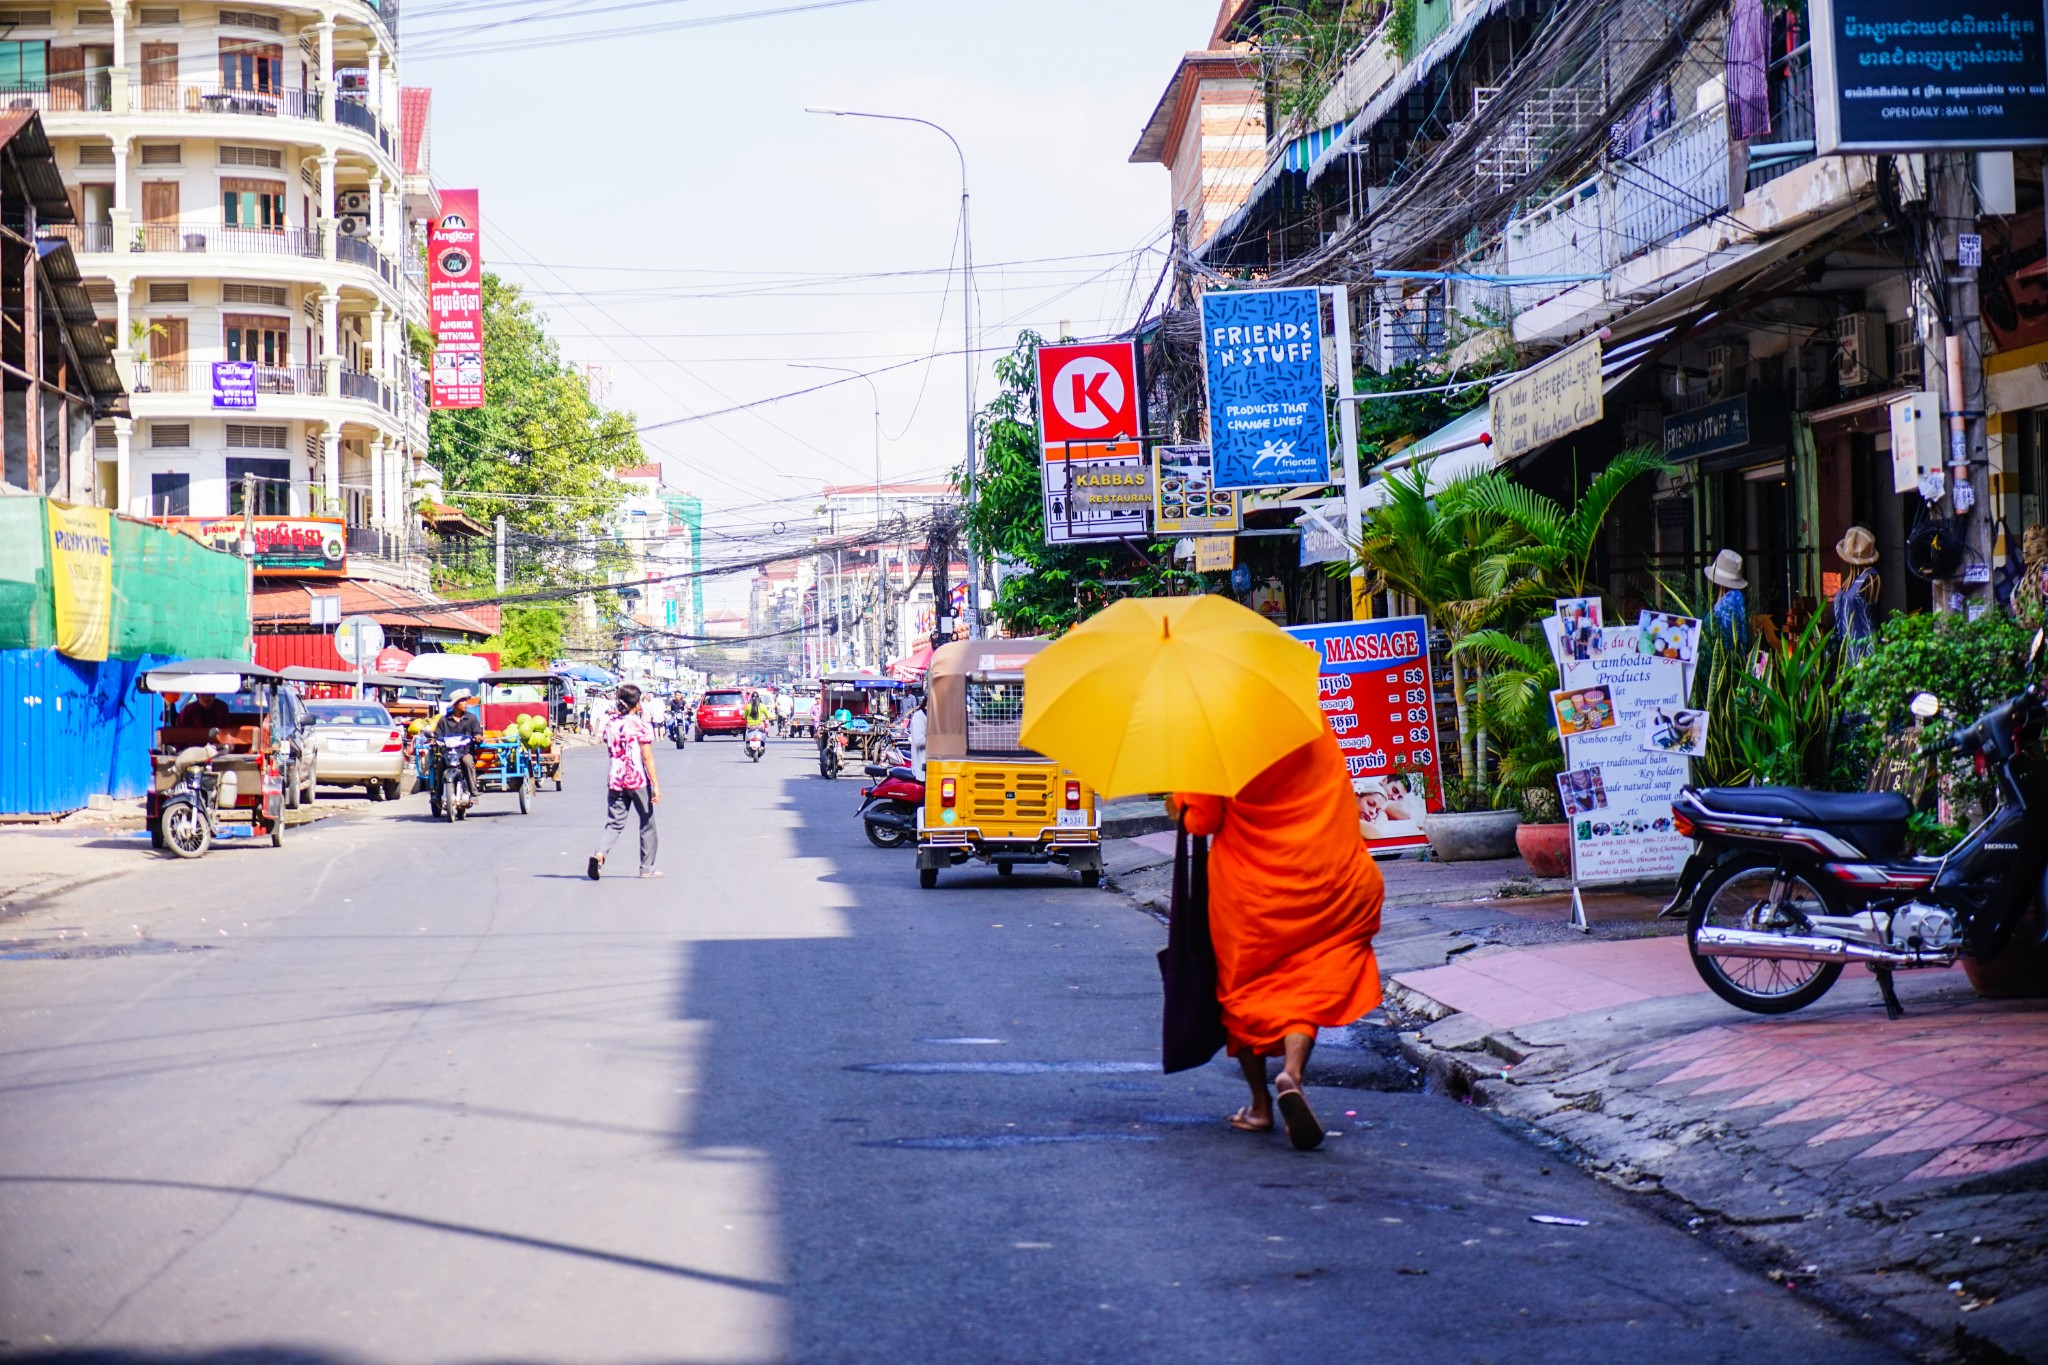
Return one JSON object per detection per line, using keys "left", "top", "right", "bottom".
{"left": 1835, "top": 525, "right": 1879, "bottom": 567}
{"left": 1705, "top": 548, "right": 1748, "bottom": 590}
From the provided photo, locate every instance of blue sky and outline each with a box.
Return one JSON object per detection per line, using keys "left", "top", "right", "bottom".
{"left": 407, "top": 0, "right": 1216, "bottom": 567}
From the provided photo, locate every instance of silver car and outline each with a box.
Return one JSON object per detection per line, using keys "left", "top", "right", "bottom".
{"left": 305, "top": 700, "right": 405, "bottom": 801}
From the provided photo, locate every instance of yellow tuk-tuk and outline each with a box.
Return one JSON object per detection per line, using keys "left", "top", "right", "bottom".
{"left": 916, "top": 639, "right": 1102, "bottom": 889}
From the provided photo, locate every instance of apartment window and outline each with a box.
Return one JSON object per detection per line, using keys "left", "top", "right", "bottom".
{"left": 221, "top": 177, "right": 284, "bottom": 229}
{"left": 83, "top": 278, "right": 115, "bottom": 304}
{"left": 218, "top": 143, "right": 281, "bottom": 169}
{"left": 0, "top": 10, "right": 54, "bottom": 25}
{"left": 217, "top": 37, "right": 279, "bottom": 93}
{"left": 136, "top": 6, "right": 180, "bottom": 23}
{"left": 226, "top": 456, "right": 291, "bottom": 514}
{"left": 224, "top": 315, "right": 289, "bottom": 366}
{"left": 77, "top": 142, "right": 113, "bottom": 166}
{"left": 222, "top": 281, "right": 288, "bottom": 308}
{"left": 147, "top": 281, "right": 189, "bottom": 303}
{"left": 225, "top": 423, "right": 288, "bottom": 450}
{"left": 0, "top": 39, "right": 50, "bottom": 89}
{"left": 217, "top": 8, "right": 278, "bottom": 29}
{"left": 138, "top": 143, "right": 180, "bottom": 165}
{"left": 75, "top": 7, "right": 113, "bottom": 23}
{"left": 94, "top": 424, "right": 117, "bottom": 451}
{"left": 149, "top": 472, "right": 189, "bottom": 516}
{"left": 149, "top": 422, "right": 190, "bottom": 449}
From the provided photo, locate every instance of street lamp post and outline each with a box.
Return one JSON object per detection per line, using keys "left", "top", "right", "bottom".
{"left": 806, "top": 106, "right": 978, "bottom": 636}
{"left": 794, "top": 362, "right": 885, "bottom": 670}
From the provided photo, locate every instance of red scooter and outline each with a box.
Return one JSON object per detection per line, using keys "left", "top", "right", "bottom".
{"left": 859, "top": 760, "right": 923, "bottom": 849}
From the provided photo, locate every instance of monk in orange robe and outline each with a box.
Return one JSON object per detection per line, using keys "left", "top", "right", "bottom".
{"left": 1171, "top": 729, "right": 1384, "bottom": 1150}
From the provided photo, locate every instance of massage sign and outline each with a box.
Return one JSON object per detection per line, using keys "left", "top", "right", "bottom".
{"left": 1286, "top": 617, "right": 1442, "bottom": 854}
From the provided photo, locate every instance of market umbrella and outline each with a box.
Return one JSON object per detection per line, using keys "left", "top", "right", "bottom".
{"left": 1019, "top": 595, "right": 1324, "bottom": 800}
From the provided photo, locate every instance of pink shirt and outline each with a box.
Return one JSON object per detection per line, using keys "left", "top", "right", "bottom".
{"left": 603, "top": 713, "right": 654, "bottom": 790}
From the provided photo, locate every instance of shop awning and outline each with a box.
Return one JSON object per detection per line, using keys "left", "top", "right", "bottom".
{"left": 888, "top": 643, "right": 934, "bottom": 681}
{"left": 252, "top": 580, "right": 493, "bottom": 637}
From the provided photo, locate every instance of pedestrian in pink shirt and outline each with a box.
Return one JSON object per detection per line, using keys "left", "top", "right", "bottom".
{"left": 589, "top": 683, "right": 662, "bottom": 879}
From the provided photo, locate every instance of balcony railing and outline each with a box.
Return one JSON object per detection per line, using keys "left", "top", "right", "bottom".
{"left": 133, "top": 223, "right": 321, "bottom": 257}
{"left": 336, "top": 234, "right": 398, "bottom": 284}
{"left": 44, "top": 221, "right": 116, "bottom": 253}
{"left": 1610, "top": 105, "right": 1731, "bottom": 257}
{"left": 255, "top": 365, "right": 326, "bottom": 396}
{"left": 333, "top": 96, "right": 392, "bottom": 157}
{"left": 339, "top": 369, "right": 387, "bottom": 407}
{"left": 1502, "top": 176, "right": 1605, "bottom": 312}
{"left": 129, "top": 81, "right": 321, "bottom": 119}
{"left": 134, "top": 362, "right": 325, "bottom": 396}
{"left": 0, "top": 75, "right": 113, "bottom": 113}
{"left": 345, "top": 525, "right": 428, "bottom": 562}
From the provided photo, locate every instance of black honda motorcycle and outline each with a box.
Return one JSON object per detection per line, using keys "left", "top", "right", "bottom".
{"left": 1669, "top": 631, "right": 2048, "bottom": 1017}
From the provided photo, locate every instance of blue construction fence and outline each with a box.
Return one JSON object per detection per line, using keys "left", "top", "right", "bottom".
{"left": 1, "top": 650, "right": 177, "bottom": 816}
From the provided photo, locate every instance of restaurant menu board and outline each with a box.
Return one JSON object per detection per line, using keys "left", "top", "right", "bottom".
{"left": 1154, "top": 444, "right": 1241, "bottom": 535}
{"left": 1288, "top": 616, "right": 1442, "bottom": 854}
{"left": 1544, "top": 614, "right": 1692, "bottom": 884}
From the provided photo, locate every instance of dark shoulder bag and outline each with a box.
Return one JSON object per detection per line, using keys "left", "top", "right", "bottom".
{"left": 1158, "top": 812, "right": 1226, "bottom": 1073}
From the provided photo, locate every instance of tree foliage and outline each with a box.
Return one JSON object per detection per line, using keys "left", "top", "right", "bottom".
{"left": 450, "top": 605, "right": 567, "bottom": 669}
{"left": 427, "top": 274, "right": 642, "bottom": 584}
{"left": 959, "top": 332, "right": 1204, "bottom": 637}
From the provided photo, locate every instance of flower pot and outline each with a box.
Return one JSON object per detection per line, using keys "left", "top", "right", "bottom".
{"left": 1515, "top": 821, "right": 1571, "bottom": 878}
{"left": 1421, "top": 808, "right": 1521, "bottom": 862}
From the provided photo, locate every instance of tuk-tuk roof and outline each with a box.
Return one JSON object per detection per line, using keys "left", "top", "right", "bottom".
{"left": 481, "top": 669, "right": 563, "bottom": 684}
{"left": 142, "top": 659, "right": 284, "bottom": 691}
{"left": 925, "top": 639, "right": 1051, "bottom": 761}
{"left": 280, "top": 666, "right": 363, "bottom": 684}
{"left": 820, "top": 669, "right": 882, "bottom": 683}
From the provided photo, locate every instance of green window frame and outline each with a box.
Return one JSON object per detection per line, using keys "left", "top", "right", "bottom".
{"left": 0, "top": 40, "right": 49, "bottom": 90}
{"left": 222, "top": 189, "right": 285, "bottom": 229}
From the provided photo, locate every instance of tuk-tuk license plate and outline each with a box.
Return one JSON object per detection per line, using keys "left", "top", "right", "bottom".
{"left": 1056, "top": 810, "right": 1089, "bottom": 827}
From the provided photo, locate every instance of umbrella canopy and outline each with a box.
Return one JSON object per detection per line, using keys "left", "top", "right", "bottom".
{"left": 1019, "top": 595, "right": 1324, "bottom": 799}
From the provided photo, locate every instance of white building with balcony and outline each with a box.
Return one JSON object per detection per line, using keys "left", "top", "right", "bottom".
{"left": 18, "top": 0, "right": 432, "bottom": 582}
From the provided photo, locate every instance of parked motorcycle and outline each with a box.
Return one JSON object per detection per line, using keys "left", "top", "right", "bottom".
{"left": 1671, "top": 631, "right": 2048, "bottom": 1017}
{"left": 745, "top": 726, "right": 767, "bottom": 763}
{"left": 428, "top": 734, "right": 476, "bottom": 822}
{"left": 158, "top": 740, "right": 226, "bottom": 859}
{"left": 860, "top": 759, "right": 924, "bottom": 849}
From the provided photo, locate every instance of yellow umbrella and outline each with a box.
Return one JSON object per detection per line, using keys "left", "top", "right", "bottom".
{"left": 1020, "top": 595, "right": 1325, "bottom": 799}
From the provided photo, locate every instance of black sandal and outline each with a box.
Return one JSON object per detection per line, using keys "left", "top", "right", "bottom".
{"left": 1275, "top": 1080, "right": 1323, "bottom": 1151}
{"left": 587, "top": 855, "right": 603, "bottom": 881}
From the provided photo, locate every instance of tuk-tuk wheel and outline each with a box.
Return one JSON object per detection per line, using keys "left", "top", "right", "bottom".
{"left": 269, "top": 815, "right": 286, "bottom": 848}
{"left": 1080, "top": 867, "right": 1101, "bottom": 889}
{"left": 918, "top": 866, "right": 938, "bottom": 890}
{"left": 518, "top": 776, "right": 534, "bottom": 814}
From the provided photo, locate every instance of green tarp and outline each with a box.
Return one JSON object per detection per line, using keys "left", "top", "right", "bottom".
{"left": 0, "top": 498, "right": 249, "bottom": 661}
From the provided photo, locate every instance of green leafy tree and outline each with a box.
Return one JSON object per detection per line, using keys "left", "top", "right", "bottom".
{"left": 959, "top": 332, "right": 1203, "bottom": 636}
{"left": 428, "top": 274, "right": 641, "bottom": 586}
{"left": 451, "top": 605, "right": 567, "bottom": 669}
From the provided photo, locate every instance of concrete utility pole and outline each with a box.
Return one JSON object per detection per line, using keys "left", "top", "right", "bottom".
{"left": 495, "top": 514, "right": 507, "bottom": 592}
{"left": 1932, "top": 155, "right": 1991, "bottom": 610}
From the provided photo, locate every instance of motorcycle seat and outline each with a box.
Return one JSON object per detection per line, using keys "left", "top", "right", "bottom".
{"left": 1693, "top": 786, "right": 1911, "bottom": 860}
{"left": 887, "top": 766, "right": 918, "bottom": 784}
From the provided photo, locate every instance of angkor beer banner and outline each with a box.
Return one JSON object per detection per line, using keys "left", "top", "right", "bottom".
{"left": 428, "top": 189, "right": 484, "bottom": 409}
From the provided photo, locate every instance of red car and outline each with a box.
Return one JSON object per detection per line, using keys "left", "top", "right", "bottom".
{"left": 695, "top": 688, "right": 749, "bottom": 739}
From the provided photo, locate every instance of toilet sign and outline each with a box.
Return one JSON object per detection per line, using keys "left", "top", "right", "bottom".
{"left": 1036, "top": 341, "right": 1140, "bottom": 444}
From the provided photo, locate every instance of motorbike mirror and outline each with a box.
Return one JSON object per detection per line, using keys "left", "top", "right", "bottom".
{"left": 1910, "top": 692, "right": 1942, "bottom": 720}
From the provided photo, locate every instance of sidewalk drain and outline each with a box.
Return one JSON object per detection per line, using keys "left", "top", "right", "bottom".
{"left": 848, "top": 1061, "right": 1157, "bottom": 1075}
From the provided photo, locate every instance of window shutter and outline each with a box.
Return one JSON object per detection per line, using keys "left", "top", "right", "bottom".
{"left": 83, "top": 279, "right": 116, "bottom": 305}
{"left": 94, "top": 425, "right": 117, "bottom": 451}
{"left": 76, "top": 6, "right": 113, "bottom": 23}
{"left": 222, "top": 282, "right": 290, "bottom": 308}
{"left": 77, "top": 142, "right": 114, "bottom": 166}
{"left": 150, "top": 423, "right": 191, "bottom": 449}
{"left": 217, "top": 8, "right": 278, "bottom": 29}
{"left": 227, "top": 423, "right": 288, "bottom": 450}
{"left": 136, "top": 6, "right": 180, "bottom": 22}
{"left": 218, "top": 143, "right": 282, "bottom": 169}
{"left": 139, "top": 143, "right": 181, "bottom": 165}
{"left": 147, "top": 281, "right": 189, "bottom": 303}
{"left": 0, "top": 10, "right": 56, "bottom": 24}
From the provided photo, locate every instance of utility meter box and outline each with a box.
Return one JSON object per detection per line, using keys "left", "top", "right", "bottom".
{"left": 1889, "top": 391, "right": 1941, "bottom": 495}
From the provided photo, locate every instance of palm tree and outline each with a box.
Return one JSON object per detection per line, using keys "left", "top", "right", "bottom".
{"left": 1456, "top": 446, "right": 1672, "bottom": 604}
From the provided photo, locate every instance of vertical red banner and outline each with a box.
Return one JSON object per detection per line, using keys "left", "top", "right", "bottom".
{"left": 428, "top": 189, "right": 484, "bottom": 409}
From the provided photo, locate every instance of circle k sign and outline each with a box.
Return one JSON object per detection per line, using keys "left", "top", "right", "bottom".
{"left": 1036, "top": 340, "right": 1140, "bottom": 444}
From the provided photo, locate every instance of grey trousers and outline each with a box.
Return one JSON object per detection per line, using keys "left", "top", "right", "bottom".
{"left": 596, "top": 786, "right": 658, "bottom": 871}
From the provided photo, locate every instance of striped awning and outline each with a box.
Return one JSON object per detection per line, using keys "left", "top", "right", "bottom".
{"left": 1282, "top": 121, "right": 1347, "bottom": 172}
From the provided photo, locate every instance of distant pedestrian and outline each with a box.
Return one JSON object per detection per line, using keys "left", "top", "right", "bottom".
{"left": 589, "top": 683, "right": 661, "bottom": 880}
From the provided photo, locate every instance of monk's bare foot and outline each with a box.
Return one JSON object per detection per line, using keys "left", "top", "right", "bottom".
{"left": 1227, "top": 1106, "right": 1274, "bottom": 1133}
{"left": 1274, "top": 1075, "right": 1324, "bottom": 1151}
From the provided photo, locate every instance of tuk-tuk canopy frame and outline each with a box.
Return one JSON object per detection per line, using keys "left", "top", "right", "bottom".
{"left": 925, "top": 638, "right": 1052, "bottom": 761}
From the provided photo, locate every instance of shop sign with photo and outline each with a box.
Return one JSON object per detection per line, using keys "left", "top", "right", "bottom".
{"left": 1153, "top": 443, "right": 1241, "bottom": 534}
{"left": 1811, "top": 0, "right": 2048, "bottom": 154}
{"left": 1489, "top": 333, "right": 1603, "bottom": 462}
{"left": 162, "top": 515, "right": 348, "bottom": 576}
{"left": 1287, "top": 616, "right": 1441, "bottom": 855}
{"left": 1662, "top": 395, "right": 1749, "bottom": 463}
{"left": 1042, "top": 440, "right": 1151, "bottom": 544}
{"left": 1199, "top": 287, "right": 1332, "bottom": 490}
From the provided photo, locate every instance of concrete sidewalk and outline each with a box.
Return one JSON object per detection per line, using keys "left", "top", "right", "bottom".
{"left": 1387, "top": 919, "right": 2048, "bottom": 1361}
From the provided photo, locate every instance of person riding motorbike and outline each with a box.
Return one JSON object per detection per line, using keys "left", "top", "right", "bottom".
{"left": 744, "top": 693, "right": 773, "bottom": 736}
{"left": 774, "top": 690, "right": 795, "bottom": 737}
{"left": 435, "top": 693, "right": 483, "bottom": 799}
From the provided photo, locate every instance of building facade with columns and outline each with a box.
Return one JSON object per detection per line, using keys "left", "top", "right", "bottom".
{"left": 24, "top": 0, "right": 432, "bottom": 584}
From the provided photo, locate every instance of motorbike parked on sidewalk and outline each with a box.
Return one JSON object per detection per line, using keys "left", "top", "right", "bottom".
{"left": 859, "top": 759, "right": 924, "bottom": 849}
{"left": 158, "top": 737, "right": 225, "bottom": 859}
{"left": 1670, "top": 631, "right": 2048, "bottom": 1017}
{"left": 428, "top": 734, "right": 477, "bottom": 822}
{"left": 745, "top": 726, "right": 767, "bottom": 762}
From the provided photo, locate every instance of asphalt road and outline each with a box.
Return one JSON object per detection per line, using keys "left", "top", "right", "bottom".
{"left": 0, "top": 740, "right": 1905, "bottom": 1364}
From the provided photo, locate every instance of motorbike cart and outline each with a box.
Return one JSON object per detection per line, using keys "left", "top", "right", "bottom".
{"left": 481, "top": 669, "right": 567, "bottom": 790}
{"left": 915, "top": 639, "right": 1102, "bottom": 889}
{"left": 140, "top": 660, "right": 294, "bottom": 857}
{"left": 474, "top": 735, "right": 542, "bottom": 813}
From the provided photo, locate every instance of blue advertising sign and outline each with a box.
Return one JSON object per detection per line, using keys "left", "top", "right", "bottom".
{"left": 1201, "top": 287, "right": 1332, "bottom": 490}
{"left": 211, "top": 361, "right": 257, "bottom": 410}
{"left": 1287, "top": 615, "right": 1441, "bottom": 853}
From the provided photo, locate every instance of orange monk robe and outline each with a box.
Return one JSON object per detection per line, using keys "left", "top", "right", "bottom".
{"left": 1173, "top": 730, "right": 1385, "bottom": 1056}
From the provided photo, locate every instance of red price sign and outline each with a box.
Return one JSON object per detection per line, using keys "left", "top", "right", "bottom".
{"left": 1287, "top": 616, "right": 1441, "bottom": 853}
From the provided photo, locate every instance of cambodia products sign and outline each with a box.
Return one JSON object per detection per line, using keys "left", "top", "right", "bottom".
{"left": 1042, "top": 442, "right": 1150, "bottom": 543}
{"left": 1489, "top": 333, "right": 1603, "bottom": 462}
{"left": 1287, "top": 616, "right": 1441, "bottom": 855}
{"left": 1812, "top": 0, "right": 2048, "bottom": 153}
{"left": 1200, "top": 288, "right": 1332, "bottom": 490}
{"left": 48, "top": 501, "right": 113, "bottom": 661}
{"left": 428, "top": 189, "right": 484, "bottom": 409}
{"left": 163, "top": 516, "right": 347, "bottom": 577}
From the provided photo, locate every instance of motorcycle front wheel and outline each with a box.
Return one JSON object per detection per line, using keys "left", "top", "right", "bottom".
{"left": 441, "top": 777, "right": 458, "bottom": 823}
{"left": 1686, "top": 856, "right": 1844, "bottom": 1014}
{"left": 162, "top": 799, "right": 210, "bottom": 859}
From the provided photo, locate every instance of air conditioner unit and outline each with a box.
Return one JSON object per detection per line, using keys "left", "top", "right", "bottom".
{"left": 336, "top": 214, "right": 370, "bottom": 238}
{"left": 336, "top": 190, "right": 370, "bottom": 214}
{"left": 1706, "top": 340, "right": 1748, "bottom": 399}
{"left": 1836, "top": 312, "right": 1888, "bottom": 389}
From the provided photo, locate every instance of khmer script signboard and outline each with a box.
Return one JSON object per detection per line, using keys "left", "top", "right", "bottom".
{"left": 1811, "top": 0, "right": 2048, "bottom": 153}
{"left": 1287, "top": 616, "right": 1442, "bottom": 855}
